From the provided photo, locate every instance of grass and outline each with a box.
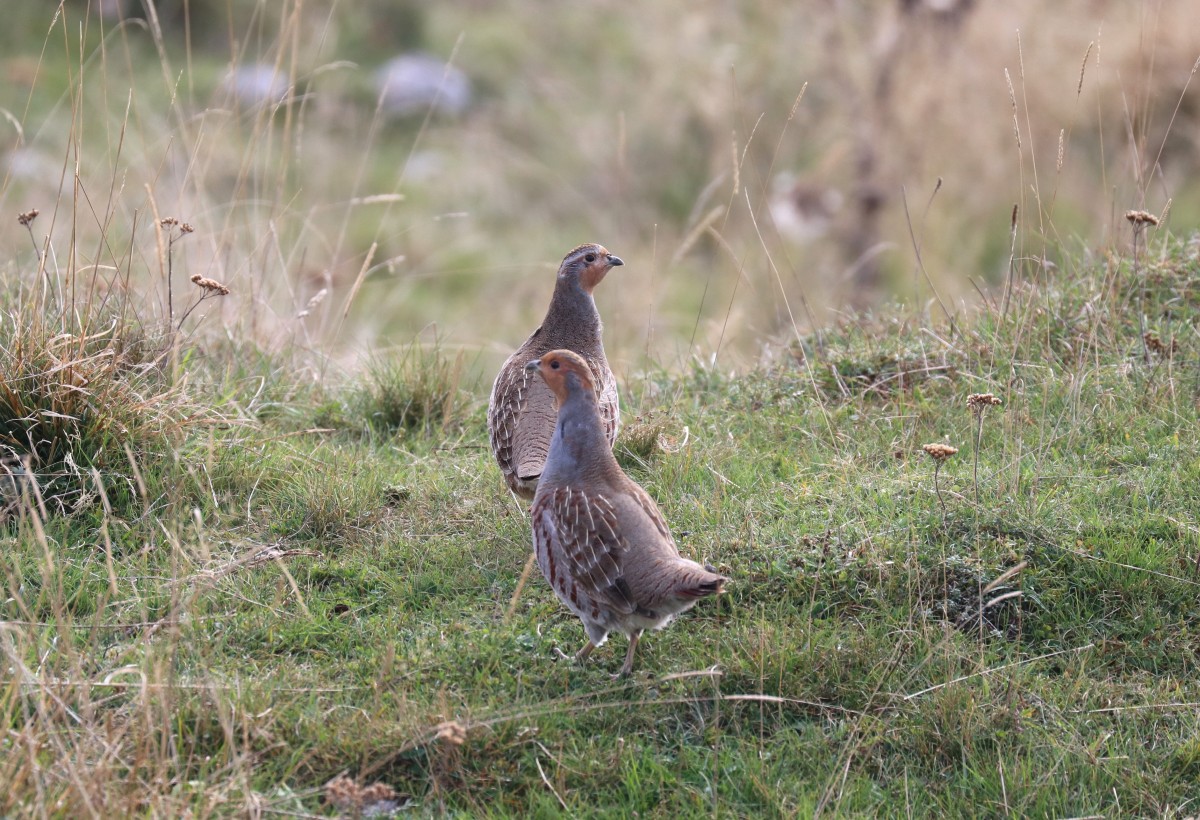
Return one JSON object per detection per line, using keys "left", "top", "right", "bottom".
{"left": 2, "top": 224, "right": 1198, "bottom": 815}
{"left": 1, "top": 2, "right": 1199, "bottom": 816}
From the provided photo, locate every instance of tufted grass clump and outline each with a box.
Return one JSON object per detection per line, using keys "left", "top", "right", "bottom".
{"left": 351, "top": 344, "right": 473, "bottom": 440}
{"left": 0, "top": 296, "right": 198, "bottom": 518}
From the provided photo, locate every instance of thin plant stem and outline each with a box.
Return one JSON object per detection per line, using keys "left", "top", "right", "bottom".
{"left": 1133, "top": 224, "right": 1149, "bottom": 365}
{"left": 24, "top": 224, "right": 42, "bottom": 264}
{"left": 973, "top": 414, "right": 984, "bottom": 507}
{"left": 167, "top": 231, "right": 176, "bottom": 327}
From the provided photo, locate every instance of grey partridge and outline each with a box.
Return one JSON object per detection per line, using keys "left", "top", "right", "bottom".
{"left": 526, "top": 349, "right": 727, "bottom": 677}
{"left": 488, "top": 244, "right": 622, "bottom": 500}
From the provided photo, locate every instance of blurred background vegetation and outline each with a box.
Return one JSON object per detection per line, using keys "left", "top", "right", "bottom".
{"left": 1, "top": 0, "right": 1197, "bottom": 377}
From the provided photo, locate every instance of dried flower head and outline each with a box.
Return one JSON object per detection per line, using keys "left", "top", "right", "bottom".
{"left": 324, "top": 775, "right": 358, "bottom": 809}
{"left": 17, "top": 209, "right": 39, "bottom": 226}
{"left": 325, "top": 774, "right": 401, "bottom": 811}
{"left": 179, "top": 222, "right": 195, "bottom": 234}
{"left": 1124, "top": 209, "right": 1159, "bottom": 227}
{"left": 361, "top": 782, "right": 399, "bottom": 803}
{"left": 434, "top": 719, "right": 468, "bottom": 746}
{"left": 967, "top": 393, "right": 1003, "bottom": 414}
{"left": 190, "top": 273, "right": 230, "bottom": 296}
{"left": 1143, "top": 332, "right": 1177, "bottom": 356}
{"left": 922, "top": 443, "right": 958, "bottom": 462}
{"left": 160, "top": 217, "right": 179, "bottom": 227}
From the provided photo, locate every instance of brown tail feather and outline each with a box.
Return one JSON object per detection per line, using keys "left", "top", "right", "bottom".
{"left": 677, "top": 571, "right": 727, "bottom": 599}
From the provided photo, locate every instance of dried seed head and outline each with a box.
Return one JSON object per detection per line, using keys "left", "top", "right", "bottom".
{"left": 324, "top": 774, "right": 403, "bottom": 813}
{"left": 1077, "top": 42, "right": 1093, "bottom": 97}
{"left": 297, "top": 287, "right": 329, "bottom": 318}
{"left": 434, "top": 719, "right": 467, "bottom": 745}
{"left": 1124, "top": 209, "right": 1159, "bottom": 227}
{"left": 1004, "top": 68, "right": 1021, "bottom": 150}
{"left": 359, "top": 782, "right": 399, "bottom": 803}
{"left": 160, "top": 217, "right": 179, "bottom": 227}
{"left": 180, "top": 222, "right": 195, "bottom": 234}
{"left": 1143, "top": 332, "right": 1177, "bottom": 356}
{"left": 190, "top": 273, "right": 230, "bottom": 296}
{"left": 17, "top": 209, "right": 39, "bottom": 226}
{"left": 967, "top": 392, "right": 1003, "bottom": 414}
{"left": 324, "top": 775, "right": 358, "bottom": 808}
{"left": 922, "top": 443, "right": 958, "bottom": 462}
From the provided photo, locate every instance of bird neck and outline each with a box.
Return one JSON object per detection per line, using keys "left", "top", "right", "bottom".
{"left": 542, "top": 276, "right": 602, "bottom": 345}
{"left": 541, "top": 386, "right": 617, "bottom": 484}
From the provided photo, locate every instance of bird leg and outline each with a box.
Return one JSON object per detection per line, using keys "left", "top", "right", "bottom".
{"left": 554, "top": 640, "right": 596, "bottom": 664}
{"left": 614, "top": 630, "right": 643, "bottom": 679}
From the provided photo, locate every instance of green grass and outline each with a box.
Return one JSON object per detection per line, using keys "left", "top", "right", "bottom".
{"left": 2, "top": 231, "right": 1199, "bottom": 816}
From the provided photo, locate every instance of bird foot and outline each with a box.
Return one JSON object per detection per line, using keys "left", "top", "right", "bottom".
{"left": 553, "top": 641, "right": 596, "bottom": 665}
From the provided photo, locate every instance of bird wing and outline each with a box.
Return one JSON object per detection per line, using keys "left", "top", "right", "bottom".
{"left": 487, "top": 357, "right": 522, "bottom": 480}
{"left": 594, "top": 360, "right": 621, "bottom": 446}
{"left": 511, "top": 374, "right": 557, "bottom": 480}
{"left": 488, "top": 347, "right": 556, "bottom": 484}
{"left": 533, "top": 485, "right": 637, "bottom": 615}
{"left": 623, "top": 480, "right": 674, "bottom": 543}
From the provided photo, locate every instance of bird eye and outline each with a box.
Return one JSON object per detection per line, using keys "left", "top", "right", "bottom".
{"left": 551, "top": 360, "right": 560, "bottom": 369}
{"left": 584, "top": 253, "right": 596, "bottom": 263}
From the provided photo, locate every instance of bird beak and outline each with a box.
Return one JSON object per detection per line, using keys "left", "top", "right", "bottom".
{"left": 607, "top": 254, "right": 624, "bottom": 267}
{"left": 524, "top": 359, "right": 540, "bottom": 374}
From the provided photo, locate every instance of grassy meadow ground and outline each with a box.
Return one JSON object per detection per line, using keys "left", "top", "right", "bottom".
{"left": 4, "top": 226, "right": 1200, "bottom": 816}
{"left": 2, "top": 1, "right": 1200, "bottom": 817}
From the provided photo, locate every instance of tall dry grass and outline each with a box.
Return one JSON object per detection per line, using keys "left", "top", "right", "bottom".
{"left": 1, "top": 1, "right": 1196, "bottom": 378}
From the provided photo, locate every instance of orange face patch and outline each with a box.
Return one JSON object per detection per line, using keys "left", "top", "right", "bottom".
{"left": 578, "top": 257, "right": 612, "bottom": 293}
{"left": 535, "top": 349, "right": 594, "bottom": 400}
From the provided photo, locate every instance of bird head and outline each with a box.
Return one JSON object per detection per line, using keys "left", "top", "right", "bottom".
{"left": 525, "top": 349, "right": 595, "bottom": 402}
{"left": 556, "top": 243, "right": 623, "bottom": 293}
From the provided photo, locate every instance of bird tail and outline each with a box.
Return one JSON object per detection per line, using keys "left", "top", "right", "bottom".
{"left": 676, "top": 563, "right": 727, "bottom": 598}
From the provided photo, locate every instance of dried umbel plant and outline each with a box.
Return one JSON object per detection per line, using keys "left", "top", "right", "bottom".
{"left": 17, "top": 208, "right": 41, "bottom": 261}
{"left": 922, "top": 443, "right": 958, "bottom": 462}
{"left": 175, "top": 271, "right": 230, "bottom": 331}
{"left": 922, "top": 443, "right": 957, "bottom": 516}
{"left": 1124, "top": 208, "right": 1162, "bottom": 364}
{"left": 325, "top": 774, "right": 407, "bottom": 814}
{"left": 1124, "top": 209, "right": 1159, "bottom": 227}
{"left": 159, "top": 217, "right": 195, "bottom": 233}
{"left": 1143, "top": 331, "right": 1178, "bottom": 357}
{"left": 160, "top": 217, "right": 195, "bottom": 326}
{"left": 966, "top": 392, "right": 1003, "bottom": 414}
{"left": 189, "top": 274, "right": 230, "bottom": 296}
{"left": 434, "top": 719, "right": 468, "bottom": 746}
{"left": 966, "top": 392, "right": 1003, "bottom": 505}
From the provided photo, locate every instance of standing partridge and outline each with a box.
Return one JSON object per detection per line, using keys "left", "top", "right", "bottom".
{"left": 526, "top": 349, "right": 727, "bottom": 677}
{"left": 488, "top": 244, "right": 622, "bottom": 500}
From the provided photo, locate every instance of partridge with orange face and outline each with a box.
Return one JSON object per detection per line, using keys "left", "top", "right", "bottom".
{"left": 526, "top": 349, "right": 727, "bottom": 677}
{"left": 488, "top": 244, "right": 622, "bottom": 500}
